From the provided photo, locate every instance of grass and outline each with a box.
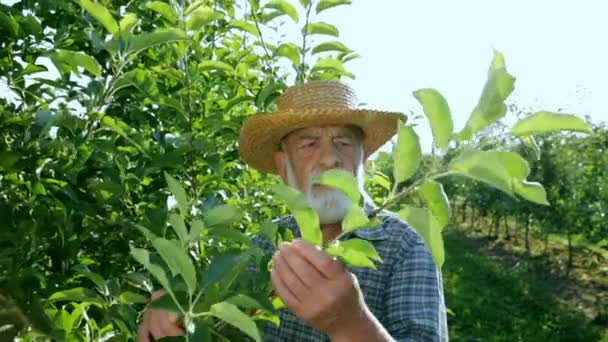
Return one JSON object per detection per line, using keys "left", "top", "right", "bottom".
{"left": 442, "top": 227, "right": 607, "bottom": 341}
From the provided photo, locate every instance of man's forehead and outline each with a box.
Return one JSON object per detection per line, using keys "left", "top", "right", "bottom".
{"left": 287, "top": 125, "right": 359, "bottom": 139}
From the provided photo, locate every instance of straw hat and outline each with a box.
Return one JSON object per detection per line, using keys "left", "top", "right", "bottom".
{"left": 239, "top": 80, "right": 407, "bottom": 174}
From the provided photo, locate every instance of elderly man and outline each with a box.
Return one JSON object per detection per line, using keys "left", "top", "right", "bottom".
{"left": 138, "top": 80, "right": 448, "bottom": 341}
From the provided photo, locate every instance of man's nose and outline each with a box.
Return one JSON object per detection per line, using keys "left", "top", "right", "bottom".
{"left": 318, "top": 142, "right": 341, "bottom": 169}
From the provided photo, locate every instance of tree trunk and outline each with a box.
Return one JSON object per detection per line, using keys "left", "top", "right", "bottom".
{"left": 504, "top": 216, "right": 511, "bottom": 240}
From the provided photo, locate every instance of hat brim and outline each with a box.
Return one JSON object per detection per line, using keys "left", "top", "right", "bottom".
{"left": 239, "top": 108, "right": 407, "bottom": 174}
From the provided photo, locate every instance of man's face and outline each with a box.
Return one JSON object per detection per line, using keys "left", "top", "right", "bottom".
{"left": 274, "top": 125, "right": 363, "bottom": 224}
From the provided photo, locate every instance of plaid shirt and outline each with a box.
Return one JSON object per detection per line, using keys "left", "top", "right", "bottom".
{"left": 254, "top": 205, "right": 449, "bottom": 341}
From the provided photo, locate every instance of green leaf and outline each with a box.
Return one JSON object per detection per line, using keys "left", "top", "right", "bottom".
{"left": 313, "top": 169, "right": 360, "bottom": 204}
{"left": 188, "top": 320, "right": 212, "bottom": 341}
{"left": 372, "top": 172, "right": 391, "bottom": 192}
{"left": 226, "top": 294, "right": 265, "bottom": 310}
{"left": 185, "top": 0, "right": 206, "bottom": 15}
{"left": 73, "top": 266, "right": 106, "bottom": 291}
{"left": 311, "top": 41, "right": 350, "bottom": 54}
{"left": 164, "top": 172, "right": 189, "bottom": 215}
{"left": 259, "top": 10, "right": 286, "bottom": 23}
{"left": 303, "top": 22, "right": 339, "bottom": 37}
{"left": 21, "top": 64, "right": 47, "bottom": 76}
{"left": 48, "top": 50, "right": 101, "bottom": 76}
{"left": 0, "top": 12, "right": 20, "bottom": 38}
{"left": 205, "top": 204, "right": 242, "bottom": 227}
{"left": 260, "top": 221, "right": 279, "bottom": 247}
{"left": 126, "top": 28, "right": 189, "bottom": 55}
{"left": 340, "top": 238, "right": 382, "bottom": 262}
{"left": 511, "top": 111, "right": 591, "bottom": 136}
{"left": 148, "top": 293, "right": 182, "bottom": 313}
{"left": 146, "top": 1, "right": 178, "bottom": 23}
{"left": 62, "top": 304, "right": 84, "bottom": 334}
{"left": 48, "top": 288, "right": 104, "bottom": 306}
{"left": 413, "top": 88, "right": 453, "bottom": 149}
{"left": 393, "top": 124, "right": 421, "bottom": 184}
{"left": 326, "top": 242, "right": 375, "bottom": 268}
{"left": 119, "top": 13, "right": 138, "bottom": 33}
{"left": 209, "top": 302, "right": 261, "bottom": 342}
{"left": 399, "top": 206, "right": 445, "bottom": 267}
{"left": 111, "top": 68, "right": 154, "bottom": 94}
{"left": 521, "top": 135, "right": 541, "bottom": 160}
{"left": 187, "top": 7, "right": 224, "bottom": 30}
{"left": 265, "top": 0, "right": 299, "bottom": 22}
{"left": 340, "top": 51, "right": 361, "bottom": 63}
{"left": 152, "top": 238, "right": 197, "bottom": 295}
{"left": 118, "top": 291, "right": 148, "bottom": 304}
{"left": 316, "top": 0, "right": 352, "bottom": 14}
{"left": 32, "top": 182, "right": 47, "bottom": 196}
{"left": 275, "top": 43, "right": 301, "bottom": 66}
{"left": 271, "top": 184, "right": 321, "bottom": 246}
{"left": 311, "top": 58, "right": 347, "bottom": 73}
{"left": 229, "top": 20, "right": 259, "bottom": 37}
{"left": 513, "top": 181, "right": 549, "bottom": 205}
{"left": 19, "top": 15, "right": 43, "bottom": 38}
{"left": 418, "top": 180, "right": 450, "bottom": 229}
{"left": 456, "top": 50, "right": 515, "bottom": 140}
{"left": 272, "top": 296, "right": 286, "bottom": 309}
{"left": 130, "top": 247, "right": 172, "bottom": 292}
{"left": 202, "top": 253, "right": 246, "bottom": 288}
{"left": 448, "top": 150, "right": 550, "bottom": 205}
{"left": 169, "top": 213, "right": 189, "bottom": 244}
{"left": 256, "top": 82, "right": 285, "bottom": 109}
{"left": 189, "top": 219, "right": 204, "bottom": 241}
{"left": 488, "top": 48, "right": 506, "bottom": 73}
{"left": 79, "top": 0, "right": 119, "bottom": 35}
{"left": 198, "top": 60, "right": 234, "bottom": 74}
{"left": 0, "top": 151, "right": 20, "bottom": 170}
{"left": 342, "top": 206, "right": 370, "bottom": 232}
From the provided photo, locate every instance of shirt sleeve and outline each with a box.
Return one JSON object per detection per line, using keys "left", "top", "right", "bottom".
{"left": 383, "top": 234, "right": 448, "bottom": 341}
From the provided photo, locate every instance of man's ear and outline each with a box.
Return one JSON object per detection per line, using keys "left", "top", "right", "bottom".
{"left": 274, "top": 150, "right": 288, "bottom": 182}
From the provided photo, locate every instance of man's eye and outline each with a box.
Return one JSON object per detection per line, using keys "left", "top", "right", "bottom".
{"left": 336, "top": 140, "right": 351, "bottom": 146}
{"left": 300, "top": 141, "right": 315, "bottom": 148}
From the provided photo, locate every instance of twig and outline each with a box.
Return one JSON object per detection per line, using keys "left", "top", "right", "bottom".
{"left": 298, "top": 2, "right": 314, "bottom": 83}
{"left": 368, "top": 171, "right": 453, "bottom": 218}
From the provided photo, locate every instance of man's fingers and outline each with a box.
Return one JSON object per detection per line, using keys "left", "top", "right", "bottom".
{"left": 159, "top": 322, "right": 185, "bottom": 337}
{"left": 147, "top": 311, "right": 184, "bottom": 339}
{"left": 273, "top": 251, "right": 310, "bottom": 300}
{"left": 291, "top": 240, "right": 344, "bottom": 278}
{"left": 137, "top": 322, "right": 151, "bottom": 342}
{"left": 279, "top": 243, "right": 324, "bottom": 289}
{"left": 271, "top": 260, "right": 299, "bottom": 308}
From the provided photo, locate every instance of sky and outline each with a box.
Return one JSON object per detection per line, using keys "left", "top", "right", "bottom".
{"left": 311, "top": 0, "right": 607, "bottom": 150}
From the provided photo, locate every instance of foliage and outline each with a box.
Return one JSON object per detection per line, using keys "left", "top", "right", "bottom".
{"left": 0, "top": 0, "right": 597, "bottom": 340}
{"left": 0, "top": 0, "right": 357, "bottom": 339}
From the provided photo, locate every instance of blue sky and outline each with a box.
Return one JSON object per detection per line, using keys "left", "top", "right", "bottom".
{"left": 312, "top": 0, "right": 607, "bottom": 150}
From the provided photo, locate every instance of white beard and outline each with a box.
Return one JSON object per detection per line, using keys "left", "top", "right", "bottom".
{"left": 285, "top": 159, "right": 353, "bottom": 224}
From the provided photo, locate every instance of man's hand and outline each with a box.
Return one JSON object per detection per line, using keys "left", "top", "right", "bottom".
{"left": 137, "top": 290, "right": 184, "bottom": 342}
{"left": 270, "top": 239, "right": 375, "bottom": 338}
